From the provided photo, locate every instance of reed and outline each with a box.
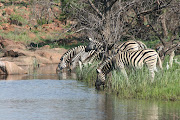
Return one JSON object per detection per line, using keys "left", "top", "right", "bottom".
{"left": 76, "top": 56, "right": 180, "bottom": 101}
{"left": 76, "top": 62, "right": 98, "bottom": 86}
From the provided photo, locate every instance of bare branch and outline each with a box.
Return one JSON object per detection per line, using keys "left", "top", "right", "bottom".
{"left": 137, "top": 0, "right": 173, "bottom": 16}
{"left": 88, "top": 0, "right": 105, "bottom": 19}
{"left": 148, "top": 24, "right": 165, "bottom": 46}
{"left": 106, "top": 0, "right": 118, "bottom": 12}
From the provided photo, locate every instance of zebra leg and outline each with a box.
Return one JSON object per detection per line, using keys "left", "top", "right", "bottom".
{"left": 120, "top": 68, "right": 129, "bottom": 84}
{"left": 149, "top": 68, "right": 155, "bottom": 82}
{"left": 78, "top": 60, "right": 83, "bottom": 71}
{"left": 116, "top": 62, "right": 129, "bottom": 84}
{"left": 169, "top": 51, "right": 175, "bottom": 67}
{"left": 88, "top": 55, "right": 96, "bottom": 64}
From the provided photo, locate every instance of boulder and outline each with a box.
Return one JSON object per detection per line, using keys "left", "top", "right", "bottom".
{"left": 0, "top": 39, "right": 26, "bottom": 49}
{"left": 0, "top": 3, "right": 4, "bottom": 7}
{"left": 4, "top": 8, "right": 14, "bottom": 15}
{"left": 0, "top": 61, "right": 27, "bottom": 75}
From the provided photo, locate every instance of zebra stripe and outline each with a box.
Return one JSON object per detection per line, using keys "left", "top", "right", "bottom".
{"left": 70, "top": 50, "right": 96, "bottom": 70}
{"left": 113, "top": 40, "right": 147, "bottom": 53}
{"left": 56, "top": 45, "right": 86, "bottom": 71}
{"left": 85, "top": 38, "right": 103, "bottom": 52}
{"left": 95, "top": 49, "right": 162, "bottom": 88}
{"left": 86, "top": 38, "right": 147, "bottom": 56}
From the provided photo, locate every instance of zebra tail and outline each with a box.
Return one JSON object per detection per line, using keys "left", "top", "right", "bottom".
{"left": 157, "top": 54, "right": 163, "bottom": 70}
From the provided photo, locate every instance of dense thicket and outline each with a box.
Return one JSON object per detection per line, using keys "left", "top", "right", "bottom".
{"left": 60, "top": 0, "right": 180, "bottom": 54}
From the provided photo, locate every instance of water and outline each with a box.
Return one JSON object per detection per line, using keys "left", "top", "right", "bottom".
{"left": 0, "top": 64, "right": 179, "bottom": 120}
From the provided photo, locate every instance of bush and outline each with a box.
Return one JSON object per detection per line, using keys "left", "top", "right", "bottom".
{"left": 9, "top": 13, "right": 27, "bottom": 25}
{"left": 76, "top": 56, "right": 180, "bottom": 101}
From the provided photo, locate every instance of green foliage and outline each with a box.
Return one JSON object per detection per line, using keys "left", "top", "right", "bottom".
{"left": 76, "top": 56, "right": 180, "bottom": 101}
{"left": 37, "top": 18, "right": 48, "bottom": 25}
{"left": 9, "top": 13, "right": 28, "bottom": 25}
{"left": 60, "top": 0, "right": 86, "bottom": 21}
{"left": 59, "top": 42, "right": 85, "bottom": 49}
{"left": 76, "top": 62, "right": 99, "bottom": 87}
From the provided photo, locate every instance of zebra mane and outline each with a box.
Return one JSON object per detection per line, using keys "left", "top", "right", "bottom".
{"left": 61, "top": 45, "right": 86, "bottom": 62}
{"left": 97, "top": 55, "right": 115, "bottom": 74}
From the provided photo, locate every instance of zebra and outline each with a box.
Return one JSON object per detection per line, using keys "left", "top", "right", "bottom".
{"left": 70, "top": 47, "right": 105, "bottom": 70}
{"left": 85, "top": 38, "right": 103, "bottom": 52}
{"left": 156, "top": 43, "right": 180, "bottom": 68}
{"left": 109, "top": 40, "right": 147, "bottom": 54}
{"left": 85, "top": 38, "right": 147, "bottom": 54}
{"left": 56, "top": 45, "right": 86, "bottom": 71}
{"left": 70, "top": 50, "right": 97, "bottom": 70}
{"left": 95, "top": 49, "right": 163, "bottom": 88}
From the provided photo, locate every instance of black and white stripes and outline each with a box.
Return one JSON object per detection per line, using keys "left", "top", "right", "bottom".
{"left": 95, "top": 49, "right": 163, "bottom": 87}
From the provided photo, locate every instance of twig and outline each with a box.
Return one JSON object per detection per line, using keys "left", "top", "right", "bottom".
{"left": 88, "top": 0, "right": 105, "bottom": 19}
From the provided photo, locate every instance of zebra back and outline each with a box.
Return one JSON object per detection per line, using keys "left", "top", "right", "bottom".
{"left": 115, "top": 40, "right": 147, "bottom": 52}
{"left": 70, "top": 50, "right": 97, "bottom": 70}
{"left": 115, "top": 49, "right": 162, "bottom": 70}
{"left": 97, "top": 55, "right": 115, "bottom": 76}
{"left": 57, "top": 45, "right": 86, "bottom": 71}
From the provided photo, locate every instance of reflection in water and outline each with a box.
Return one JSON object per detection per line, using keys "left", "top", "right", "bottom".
{"left": 0, "top": 64, "right": 76, "bottom": 80}
{"left": 56, "top": 70, "right": 77, "bottom": 80}
{"left": 0, "top": 64, "right": 179, "bottom": 120}
{"left": 102, "top": 95, "right": 180, "bottom": 120}
{"left": 0, "top": 79, "right": 178, "bottom": 120}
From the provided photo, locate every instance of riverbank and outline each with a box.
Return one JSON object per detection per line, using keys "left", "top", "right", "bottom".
{"left": 76, "top": 57, "right": 180, "bottom": 101}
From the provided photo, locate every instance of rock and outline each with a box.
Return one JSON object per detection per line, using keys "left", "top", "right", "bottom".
{"left": 0, "top": 69, "right": 6, "bottom": 75}
{"left": 3, "top": 49, "right": 25, "bottom": 57}
{"left": 28, "top": 32, "right": 36, "bottom": 39}
{"left": 1, "top": 48, "right": 67, "bottom": 65}
{"left": 0, "top": 61, "right": 27, "bottom": 75}
{"left": 0, "top": 39, "right": 15, "bottom": 48}
{"left": 5, "top": 44, "right": 26, "bottom": 50}
{"left": 0, "top": 61, "right": 6, "bottom": 74}
{"left": 35, "top": 50, "right": 62, "bottom": 63}
{"left": 40, "top": 36, "right": 46, "bottom": 40}
{"left": 4, "top": 50, "right": 19, "bottom": 57}
{"left": 1, "top": 23, "right": 10, "bottom": 30}
{"left": 0, "top": 3, "right": 4, "bottom": 7}
{"left": 0, "top": 39, "right": 26, "bottom": 49}
{"left": 41, "top": 45, "right": 50, "bottom": 49}
{"left": 0, "top": 25, "right": 3, "bottom": 30}
{"left": 4, "top": 8, "right": 14, "bottom": 15}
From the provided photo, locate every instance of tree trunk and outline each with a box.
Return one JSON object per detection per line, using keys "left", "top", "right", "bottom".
{"left": 161, "top": 11, "right": 168, "bottom": 38}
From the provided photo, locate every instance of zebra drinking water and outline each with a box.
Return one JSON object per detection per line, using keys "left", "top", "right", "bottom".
{"left": 95, "top": 49, "right": 163, "bottom": 88}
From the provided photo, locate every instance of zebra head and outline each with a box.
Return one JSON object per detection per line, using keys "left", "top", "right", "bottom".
{"left": 56, "top": 57, "right": 67, "bottom": 71}
{"left": 95, "top": 68, "right": 105, "bottom": 89}
{"left": 85, "top": 38, "right": 103, "bottom": 52}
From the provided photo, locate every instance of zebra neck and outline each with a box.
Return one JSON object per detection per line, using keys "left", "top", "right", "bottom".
{"left": 98, "top": 56, "right": 115, "bottom": 74}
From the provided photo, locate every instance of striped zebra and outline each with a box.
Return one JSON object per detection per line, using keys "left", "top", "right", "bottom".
{"left": 70, "top": 47, "right": 105, "bottom": 70}
{"left": 70, "top": 50, "right": 96, "bottom": 70}
{"left": 95, "top": 49, "right": 163, "bottom": 88}
{"left": 86, "top": 38, "right": 147, "bottom": 53}
{"left": 56, "top": 45, "right": 86, "bottom": 71}
{"left": 85, "top": 38, "right": 103, "bottom": 52}
{"left": 109, "top": 40, "right": 147, "bottom": 54}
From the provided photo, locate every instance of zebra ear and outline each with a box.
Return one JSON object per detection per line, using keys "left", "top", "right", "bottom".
{"left": 96, "top": 69, "right": 101, "bottom": 73}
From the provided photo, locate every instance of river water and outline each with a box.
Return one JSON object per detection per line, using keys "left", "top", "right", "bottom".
{"left": 0, "top": 64, "right": 179, "bottom": 120}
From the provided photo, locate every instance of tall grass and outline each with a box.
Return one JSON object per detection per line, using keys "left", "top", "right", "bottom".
{"left": 76, "top": 56, "right": 180, "bottom": 101}
{"left": 76, "top": 62, "right": 98, "bottom": 86}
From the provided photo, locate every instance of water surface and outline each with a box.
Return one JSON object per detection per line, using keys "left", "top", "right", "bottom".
{"left": 0, "top": 64, "right": 179, "bottom": 120}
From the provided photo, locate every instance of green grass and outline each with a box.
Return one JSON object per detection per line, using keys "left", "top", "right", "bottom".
{"left": 110, "top": 66, "right": 180, "bottom": 101}
{"left": 76, "top": 56, "right": 180, "bottom": 101}
{"left": 76, "top": 62, "right": 99, "bottom": 87}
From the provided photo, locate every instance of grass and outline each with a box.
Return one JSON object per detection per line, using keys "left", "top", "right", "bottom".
{"left": 76, "top": 56, "right": 180, "bottom": 101}
{"left": 76, "top": 62, "right": 99, "bottom": 87}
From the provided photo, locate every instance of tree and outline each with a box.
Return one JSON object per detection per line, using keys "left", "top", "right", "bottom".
{"left": 62, "top": 0, "right": 180, "bottom": 59}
